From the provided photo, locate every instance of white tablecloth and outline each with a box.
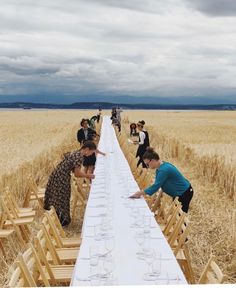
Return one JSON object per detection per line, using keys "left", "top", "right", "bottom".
{"left": 70, "top": 116, "right": 187, "bottom": 286}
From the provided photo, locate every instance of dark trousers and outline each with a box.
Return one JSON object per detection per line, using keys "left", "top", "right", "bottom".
{"left": 177, "top": 186, "right": 194, "bottom": 213}
{"left": 137, "top": 157, "right": 147, "bottom": 168}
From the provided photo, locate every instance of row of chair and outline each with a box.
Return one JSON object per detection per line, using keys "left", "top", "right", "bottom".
{"left": 116, "top": 123, "right": 226, "bottom": 284}
{"left": 3, "top": 119, "right": 102, "bottom": 286}
{"left": 8, "top": 207, "right": 81, "bottom": 287}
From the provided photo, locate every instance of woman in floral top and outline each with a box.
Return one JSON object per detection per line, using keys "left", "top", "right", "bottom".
{"left": 44, "top": 141, "right": 97, "bottom": 226}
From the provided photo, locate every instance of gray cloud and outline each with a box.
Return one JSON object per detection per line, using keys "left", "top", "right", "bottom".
{"left": 185, "top": 0, "right": 236, "bottom": 16}
{"left": 0, "top": 0, "right": 236, "bottom": 103}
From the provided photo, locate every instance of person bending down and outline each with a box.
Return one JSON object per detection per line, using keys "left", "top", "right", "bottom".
{"left": 129, "top": 147, "right": 194, "bottom": 213}
{"left": 44, "top": 141, "right": 97, "bottom": 226}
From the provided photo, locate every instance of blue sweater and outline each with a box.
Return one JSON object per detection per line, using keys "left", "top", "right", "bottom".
{"left": 144, "top": 162, "right": 190, "bottom": 197}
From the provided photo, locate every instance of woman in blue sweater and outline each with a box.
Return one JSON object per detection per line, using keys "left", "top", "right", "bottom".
{"left": 130, "top": 147, "right": 194, "bottom": 213}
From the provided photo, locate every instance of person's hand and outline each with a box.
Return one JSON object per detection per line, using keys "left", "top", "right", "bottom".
{"left": 87, "top": 174, "right": 95, "bottom": 180}
{"left": 129, "top": 190, "right": 145, "bottom": 199}
{"left": 102, "top": 153, "right": 106, "bottom": 156}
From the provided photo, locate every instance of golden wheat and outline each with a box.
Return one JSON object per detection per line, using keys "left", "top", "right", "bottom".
{"left": 122, "top": 110, "right": 236, "bottom": 283}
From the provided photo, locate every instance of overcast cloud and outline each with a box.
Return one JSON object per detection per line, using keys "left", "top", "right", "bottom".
{"left": 0, "top": 0, "right": 236, "bottom": 103}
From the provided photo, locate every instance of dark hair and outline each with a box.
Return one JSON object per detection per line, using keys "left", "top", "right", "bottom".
{"left": 130, "top": 123, "right": 136, "bottom": 129}
{"left": 80, "top": 118, "right": 89, "bottom": 127}
{"left": 90, "top": 116, "right": 97, "bottom": 121}
{"left": 139, "top": 120, "right": 145, "bottom": 125}
{"left": 143, "top": 147, "right": 159, "bottom": 161}
{"left": 81, "top": 140, "right": 97, "bottom": 150}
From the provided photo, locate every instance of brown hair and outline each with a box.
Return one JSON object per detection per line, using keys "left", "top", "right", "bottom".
{"left": 81, "top": 140, "right": 96, "bottom": 150}
{"left": 80, "top": 118, "right": 89, "bottom": 127}
{"left": 143, "top": 147, "right": 160, "bottom": 161}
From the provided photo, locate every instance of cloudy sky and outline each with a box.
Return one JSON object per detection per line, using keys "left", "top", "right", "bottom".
{"left": 0, "top": 0, "right": 236, "bottom": 104}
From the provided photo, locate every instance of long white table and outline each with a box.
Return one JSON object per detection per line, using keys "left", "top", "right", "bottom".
{"left": 70, "top": 116, "right": 187, "bottom": 286}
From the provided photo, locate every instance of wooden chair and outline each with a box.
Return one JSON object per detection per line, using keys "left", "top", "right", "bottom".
{"left": 23, "top": 177, "right": 45, "bottom": 208}
{"left": 9, "top": 240, "right": 75, "bottom": 287}
{"left": 198, "top": 255, "right": 226, "bottom": 284}
{"left": 176, "top": 243, "right": 195, "bottom": 284}
{"left": 8, "top": 256, "right": 37, "bottom": 287}
{"left": 168, "top": 213, "right": 189, "bottom": 255}
{"left": 8, "top": 244, "right": 50, "bottom": 287}
{"left": 4, "top": 189, "right": 35, "bottom": 218}
{"left": 0, "top": 197, "right": 34, "bottom": 245}
{"left": 162, "top": 204, "right": 184, "bottom": 237}
{"left": 45, "top": 207, "right": 81, "bottom": 248}
{"left": 71, "top": 178, "right": 87, "bottom": 222}
{"left": 38, "top": 223, "right": 79, "bottom": 265}
{"left": 34, "top": 237, "right": 74, "bottom": 286}
{"left": 154, "top": 196, "right": 178, "bottom": 226}
{"left": 150, "top": 190, "right": 163, "bottom": 212}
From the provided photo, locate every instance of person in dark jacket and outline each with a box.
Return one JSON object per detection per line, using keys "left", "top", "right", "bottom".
{"left": 77, "top": 118, "right": 97, "bottom": 144}
{"left": 97, "top": 108, "right": 102, "bottom": 123}
{"left": 77, "top": 118, "right": 105, "bottom": 175}
{"left": 111, "top": 107, "right": 117, "bottom": 120}
{"left": 133, "top": 120, "right": 150, "bottom": 168}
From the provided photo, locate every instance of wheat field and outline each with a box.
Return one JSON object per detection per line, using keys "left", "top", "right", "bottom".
{"left": 0, "top": 109, "right": 235, "bottom": 285}
{"left": 123, "top": 110, "right": 236, "bottom": 283}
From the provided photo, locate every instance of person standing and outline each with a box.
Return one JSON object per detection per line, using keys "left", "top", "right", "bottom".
{"left": 133, "top": 120, "right": 150, "bottom": 168}
{"left": 44, "top": 141, "right": 97, "bottom": 226}
{"left": 77, "top": 118, "right": 97, "bottom": 144}
{"left": 89, "top": 116, "right": 98, "bottom": 131}
{"left": 116, "top": 107, "right": 123, "bottom": 122}
{"left": 77, "top": 118, "right": 104, "bottom": 175}
{"left": 97, "top": 108, "right": 102, "bottom": 123}
{"left": 130, "top": 123, "right": 137, "bottom": 136}
{"left": 129, "top": 147, "right": 194, "bottom": 213}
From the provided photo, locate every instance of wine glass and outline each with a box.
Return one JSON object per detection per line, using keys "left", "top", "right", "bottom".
{"left": 105, "top": 237, "right": 115, "bottom": 255}
{"left": 143, "top": 249, "right": 156, "bottom": 281}
{"left": 135, "top": 231, "right": 145, "bottom": 259}
{"left": 94, "top": 225, "right": 102, "bottom": 241}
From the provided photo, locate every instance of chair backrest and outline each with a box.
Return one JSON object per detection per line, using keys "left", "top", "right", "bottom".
{"left": 151, "top": 190, "right": 163, "bottom": 212}
{"left": 1, "top": 193, "right": 18, "bottom": 219}
{"left": 46, "top": 207, "right": 66, "bottom": 238}
{"left": 33, "top": 237, "right": 56, "bottom": 286}
{"left": 163, "top": 203, "right": 183, "bottom": 237}
{"left": 168, "top": 213, "right": 189, "bottom": 256}
{"left": 8, "top": 244, "right": 50, "bottom": 287}
{"left": 42, "top": 208, "right": 67, "bottom": 248}
{"left": 5, "top": 189, "right": 22, "bottom": 215}
{"left": 42, "top": 213, "right": 63, "bottom": 248}
{"left": 198, "top": 255, "right": 225, "bottom": 284}
{"left": 36, "top": 225, "right": 61, "bottom": 265}
{"left": 8, "top": 260, "right": 29, "bottom": 287}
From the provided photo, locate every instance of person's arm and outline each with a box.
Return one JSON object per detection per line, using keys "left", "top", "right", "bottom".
{"left": 74, "top": 167, "right": 95, "bottom": 179}
{"left": 96, "top": 149, "right": 106, "bottom": 156}
{"left": 138, "top": 131, "right": 146, "bottom": 145}
{"left": 129, "top": 170, "right": 168, "bottom": 198}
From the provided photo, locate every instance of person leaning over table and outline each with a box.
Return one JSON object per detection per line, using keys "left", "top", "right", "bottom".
{"left": 44, "top": 141, "right": 97, "bottom": 226}
{"left": 129, "top": 147, "right": 194, "bottom": 213}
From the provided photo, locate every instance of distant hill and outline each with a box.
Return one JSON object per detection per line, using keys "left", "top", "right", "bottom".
{"left": 0, "top": 102, "right": 235, "bottom": 110}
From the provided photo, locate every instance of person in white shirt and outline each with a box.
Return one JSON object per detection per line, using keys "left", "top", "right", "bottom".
{"left": 133, "top": 121, "right": 150, "bottom": 168}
